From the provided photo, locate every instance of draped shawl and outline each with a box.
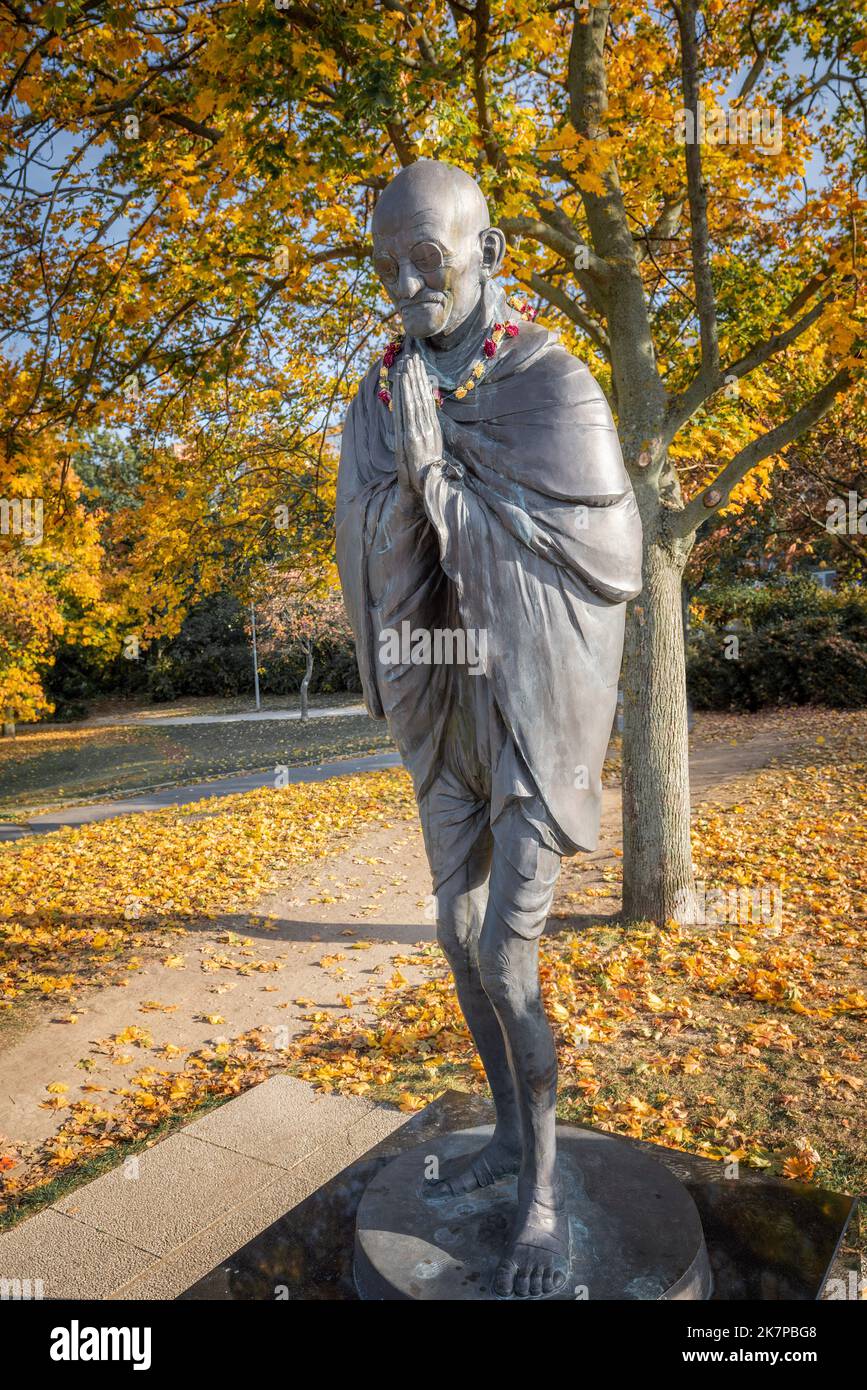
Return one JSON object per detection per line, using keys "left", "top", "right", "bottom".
{"left": 336, "top": 287, "right": 643, "bottom": 852}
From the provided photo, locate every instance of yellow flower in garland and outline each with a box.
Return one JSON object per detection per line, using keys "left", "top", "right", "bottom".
{"left": 377, "top": 296, "right": 535, "bottom": 411}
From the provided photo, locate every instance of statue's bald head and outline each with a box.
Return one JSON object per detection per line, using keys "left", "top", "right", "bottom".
{"left": 373, "top": 161, "right": 491, "bottom": 241}
{"left": 372, "top": 160, "right": 505, "bottom": 341}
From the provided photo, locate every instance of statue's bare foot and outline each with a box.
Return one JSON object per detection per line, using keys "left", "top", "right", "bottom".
{"left": 423, "top": 1135, "right": 521, "bottom": 1199}
{"left": 493, "top": 1182, "right": 570, "bottom": 1298}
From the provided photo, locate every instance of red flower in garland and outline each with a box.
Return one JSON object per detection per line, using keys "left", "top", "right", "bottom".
{"left": 377, "top": 299, "right": 530, "bottom": 410}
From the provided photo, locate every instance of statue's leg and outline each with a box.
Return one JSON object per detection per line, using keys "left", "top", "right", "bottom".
{"left": 425, "top": 826, "right": 524, "bottom": 1197}
{"left": 477, "top": 835, "right": 569, "bottom": 1298}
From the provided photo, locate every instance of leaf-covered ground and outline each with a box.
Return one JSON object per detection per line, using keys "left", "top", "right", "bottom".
{"left": 0, "top": 768, "right": 417, "bottom": 1219}
{"left": 0, "top": 708, "right": 864, "bottom": 1226}
{"left": 286, "top": 710, "right": 867, "bottom": 1194}
{"left": 0, "top": 769, "right": 416, "bottom": 1013}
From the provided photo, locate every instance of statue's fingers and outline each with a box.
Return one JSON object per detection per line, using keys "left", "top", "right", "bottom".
{"left": 392, "top": 363, "right": 409, "bottom": 469}
{"left": 410, "top": 355, "right": 435, "bottom": 429}
{"left": 420, "top": 360, "right": 441, "bottom": 437}
{"left": 392, "top": 360, "right": 404, "bottom": 433}
{"left": 401, "top": 362, "right": 420, "bottom": 437}
{"left": 406, "top": 355, "right": 424, "bottom": 416}
{"left": 412, "top": 354, "right": 430, "bottom": 419}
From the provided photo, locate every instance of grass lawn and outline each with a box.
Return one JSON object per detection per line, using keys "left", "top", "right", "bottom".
{"left": 0, "top": 698, "right": 793, "bottom": 823}
{"left": 0, "top": 709, "right": 393, "bottom": 819}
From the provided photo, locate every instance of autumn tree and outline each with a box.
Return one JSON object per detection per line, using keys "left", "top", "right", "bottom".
{"left": 0, "top": 433, "right": 114, "bottom": 723}
{"left": 0, "top": 1, "right": 864, "bottom": 920}
{"left": 255, "top": 563, "right": 351, "bottom": 717}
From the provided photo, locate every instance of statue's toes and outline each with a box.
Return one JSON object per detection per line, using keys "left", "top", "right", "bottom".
{"left": 445, "top": 1168, "right": 477, "bottom": 1195}
{"left": 423, "top": 1175, "right": 457, "bottom": 1199}
{"left": 425, "top": 1163, "right": 482, "bottom": 1198}
{"left": 545, "top": 1261, "right": 568, "bottom": 1296}
{"left": 492, "top": 1258, "right": 518, "bottom": 1298}
{"left": 512, "top": 1257, "right": 532, "bottom": 1299}
{"left": 494, "top": 1246, "right": 568, "bottom": 1298}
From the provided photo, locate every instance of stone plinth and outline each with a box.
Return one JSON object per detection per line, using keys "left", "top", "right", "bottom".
{"left": 354, "top": 1123, "right": 712, "bottom": 1301}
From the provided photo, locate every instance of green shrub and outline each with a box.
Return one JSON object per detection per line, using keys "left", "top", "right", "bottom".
{"left": 688, "top": 614, "right": 867, "bottom": 710}
{"left": 145, "top": 595, "right": 252, "bottom": 701}
{"left": 144, "top": 595, "right": 360, "bottom": 701}
{"left": 692, "top": 577, "right": 867, "bottom": 631}
{"left": 258, "top": 637, "right": 361, "bottom": 697}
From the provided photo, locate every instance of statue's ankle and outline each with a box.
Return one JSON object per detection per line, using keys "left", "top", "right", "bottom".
{"left": 518, "top": 1176, "right": 564, "bottom": 1208}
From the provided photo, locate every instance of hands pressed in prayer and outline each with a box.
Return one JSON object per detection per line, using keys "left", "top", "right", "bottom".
{"left": 393, "top": 351, "right": 444, "bottom": 496}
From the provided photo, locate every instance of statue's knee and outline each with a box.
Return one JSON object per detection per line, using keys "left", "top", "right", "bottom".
{"left": 478, "top": 935, "right": 517, "bottom": 1012}
{"left": 435, "top": 890, "right": 472, "bottom": 965}
{"left": 435, "top": 910, "right": 461, "bottom": 963}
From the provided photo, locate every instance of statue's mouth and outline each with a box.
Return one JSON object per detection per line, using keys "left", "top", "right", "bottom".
{"left": 399, "top": 293, "right": 446, "bottom": 311}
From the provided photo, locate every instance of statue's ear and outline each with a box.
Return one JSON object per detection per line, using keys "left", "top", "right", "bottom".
{"left": 479, "top": 226, "right": 506, "bottom": 277}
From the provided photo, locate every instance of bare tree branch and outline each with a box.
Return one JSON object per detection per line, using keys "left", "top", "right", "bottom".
{"left": 669, "top": 364, "right": 855, "bottom": 538}
{"left": 471, "top": 0, "right": 508, "bottom": 175}
{"left": 380, "top": 0, "right": 437, "bottom": 65}
{"left": 159, "top": 111, "right": 221, "bottom": 143}
{"left": 498, "top": 214, "right": 609, "bottom": 282}
{"left": 633, "top": 196, "right": 685, "bottom": 263}
{"left": 663, "top": 287, "right": 839, "bottom": 442}
{"left": 527, "top": 270, "right": 611, "bottom": 357}
{"left": 673, "top": 0, "right": 719, "bottom": 380}
{"left": 386, "top": 119, "right": 417, "bottom": 166}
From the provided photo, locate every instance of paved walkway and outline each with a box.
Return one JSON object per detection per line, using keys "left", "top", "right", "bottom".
{"left": 87, "top": 703, "right": 368, "bottom": 728}
{"left": 0, "top": 751, "right": 402, "bottom": 841}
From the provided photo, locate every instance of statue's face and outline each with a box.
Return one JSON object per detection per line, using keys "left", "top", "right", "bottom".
{"left": 372, "top": 199, "right": 487, "bottom": 341}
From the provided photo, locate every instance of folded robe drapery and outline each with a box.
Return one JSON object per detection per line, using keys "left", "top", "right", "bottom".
{"left": 336, "top": 291, "right": 643, "bottom": 855}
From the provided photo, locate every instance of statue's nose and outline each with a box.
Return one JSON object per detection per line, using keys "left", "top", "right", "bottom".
{"left": 396, "top": 260, "right": 425, "bottom": 303}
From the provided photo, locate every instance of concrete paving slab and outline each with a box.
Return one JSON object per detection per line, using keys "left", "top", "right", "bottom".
{"left": 1, "top": 1079, "right": 406, "bottom": 1300}
{"left": 180, "top": 1075, "right": 377, "bottom": 1168}
{"left": 298, "top": 1100, "right": 408, "bottom": 1180}
{"left": 106, "top": 1169, "right": 315, "bottom": 1300}
{"left": 109, "top": 1102, "right": 407, "bottom": 1300}
{"left": 111, "top": 1095, "right": 405, "bottom": 1301}
{"left": 52, "top": 1132, "right": 280, "bottom": 1257}
{"left": 0, "top": 1208, "right": 158, "bottom": 1299}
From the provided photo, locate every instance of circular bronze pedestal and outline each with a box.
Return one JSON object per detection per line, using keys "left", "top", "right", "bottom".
{"left": 354, "top": 1124, "right": 712, "bottom": 1301}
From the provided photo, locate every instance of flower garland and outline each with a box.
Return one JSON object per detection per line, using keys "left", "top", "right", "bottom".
{"left": 377, "top": 295, "right": 537, "bottom": 410}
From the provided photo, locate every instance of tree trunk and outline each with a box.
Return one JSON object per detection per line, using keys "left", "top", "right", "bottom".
{"left": 621, "top": 532, "right": 696, "bottom": 925}
{"left": 299, "top": 640, "right": 313, "bottom": 720}
{"left": 682, "top": 579, "right": 695, "bottom": 735}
